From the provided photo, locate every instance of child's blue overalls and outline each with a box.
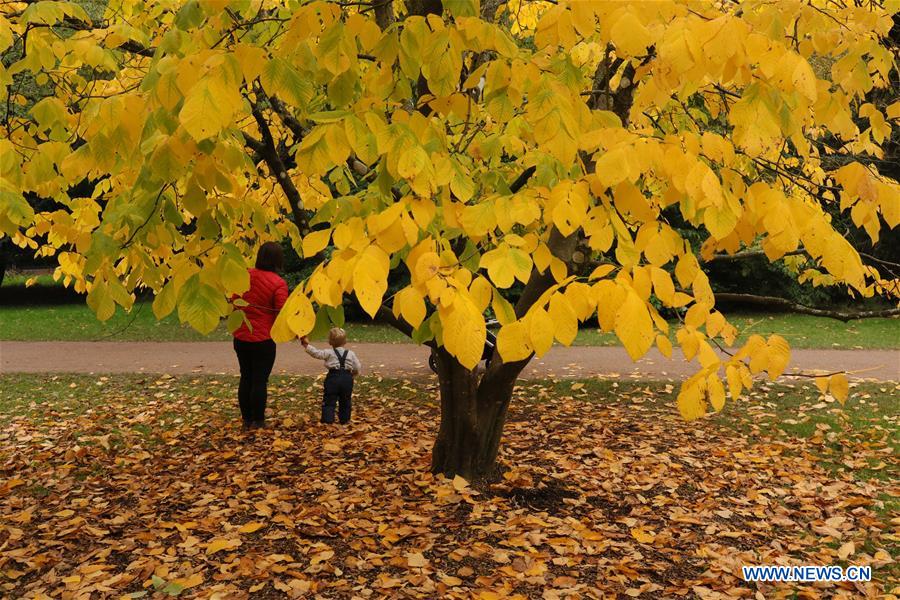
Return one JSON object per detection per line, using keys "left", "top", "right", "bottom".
{"left": 322, "top": 348, "right": 353, "bottom": 424}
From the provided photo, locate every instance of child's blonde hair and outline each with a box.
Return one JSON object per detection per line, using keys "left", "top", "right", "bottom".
{"left": 328, "top": 327, "right": 347, "bottom": 347}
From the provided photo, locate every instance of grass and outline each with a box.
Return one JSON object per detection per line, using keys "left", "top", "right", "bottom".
{"left": 0, "top": 302, "right": 232, "bottom": 342}
{"left": 2, "top": 298, "right": 898, "bottom": 349}
{"left": 1, "top": 272, "right": 58, "bottom": 287}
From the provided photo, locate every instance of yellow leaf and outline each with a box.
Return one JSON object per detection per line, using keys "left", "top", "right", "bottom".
{"left": 441, "top": 296, "right": 486, "bottom": 370}
{"left": 407, "top": 552, "right": 428, "bottom": 568}
{"left": 233, "top": 43, "right": 267, "bottom": 82}
{"left": 353, "top": 245, "right": 390, "bottom": 318}
{"left": 469, "top": 276, "right": 493, "bottom": 313}
{"left": 460, "top": 201, "right": 497, "bottom": 237}
{"left": 707, "top": 374, "right": 726, "bottom": 412}
{"left": 630, "top": 527, "right": 656, "bottom": 544}
{"left": 271, "top": 291, "right": 315, "bottom": 342}
{"left": 206, "top": 537, "right": 241, "bottom": 555}
{"left": 528, "top": 306, "right": 555, "bottom": 357}
{"left": 394, "top": 287, "right": 427, "bottom": 329}
{"left": 302, "top": 229, "right": 331, "bottom": 257}
{"left": 492, "top": 292, "right": 517, "bottom": 326}
{"left": 703, "top": 205, "right": 738, "bottom": 240}
{"left": 594, "top": 280, "right": 625, "bottom": 331}
{"left": 173, "top": 573, "right": 204, "bottom": 589}
{"left": 179, "top": 76, "right": 241, "bottom": 141}
{"left": 706, "top": 311, "right": 726, "bottom": 339}
{"left": 837, "top": 541, "right": 855, "bottom": 560}
{"left": 398, "top": 145, "right": 429, "bottom": 179}
{"left": 829, "top": 373, "right": 849, "bottom": 404}
{"left": 656, "top": 334, "right": 672, "bottom": 358}
{"left": 152, "top": 281, "right": 178, "bottom": 320}
{"left": 238, "top": 522, "right": 265, "bottom": 534}
{"left": 452, "top": 474, "right": 469, "bottom": 490}
{"left": 766, "top": 335, "right": 791, "bottom": 379}
{"left": 309, "top": 269, "right": 342, "bottom": 307}
{"left": 726, "top": 364, "right": 743, "bottom": 400}
{"left": 615, "top": 289, "right": 654, "bottom": 361}
{"left": 497, "top": 320, "right": 532, "bottom": 362}
{"left": 413, "top": 251, "right": 441, "bottom": 287}
{"left": 589, "top": 264, "right": 616, "bottom": 280}
{"left": 792, "top": 58, "right": 818, "bottom": 102}
{"left": 677, "top": 382, "right": 706, "bottom": 421}
{"left": 650, "top": 267, "right": 675, "bottom": 305}
{"left": 611, "top": 11, "right": 651, "bottom": 57}
{"left": 594, "top": 147, "right": 631, "bottom": 189}
{"left": 548, "top": 294, "right": 578, "bottom": 346}
{"left": 220, "top": 254, "right": 249, "bottom": 295}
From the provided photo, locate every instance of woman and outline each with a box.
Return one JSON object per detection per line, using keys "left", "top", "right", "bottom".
{"left": 232, "top": 242, "right": 289, "bottom": 430}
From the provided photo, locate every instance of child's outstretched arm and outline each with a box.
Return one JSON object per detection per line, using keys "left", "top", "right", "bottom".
{"left": 300, "top": 337, "right": 330, "bottom": 360}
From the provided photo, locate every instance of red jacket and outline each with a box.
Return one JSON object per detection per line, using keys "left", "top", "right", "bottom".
{"left": 232, "top": 268, "right": 289, "bottom": 342}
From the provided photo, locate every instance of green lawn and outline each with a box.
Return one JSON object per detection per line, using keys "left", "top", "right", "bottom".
{"left": 1, "top": 299, "right": 897, "bottom": 349}
{"left": 1, "top": 272, "right": 58, "bottom": 287}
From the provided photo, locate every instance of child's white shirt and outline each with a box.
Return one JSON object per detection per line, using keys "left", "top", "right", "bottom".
{"left": 304, "top": 344, "right": 362, "bottom": 375}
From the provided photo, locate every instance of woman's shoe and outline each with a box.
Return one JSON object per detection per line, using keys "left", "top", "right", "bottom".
{"left": 251, "top": 420, "right": 266, "bottom": 429}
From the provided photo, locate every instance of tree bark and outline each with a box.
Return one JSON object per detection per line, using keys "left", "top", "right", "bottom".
{"left": 430, "top": 347, "right": 517, "bottom": 481}
{"left": 0, "top": 238, "right": 7, "bottom": 287}
{"left": 430, "top": 227, "right": 578, "bottom": 481}
{"left": 373, "top": 0, "right": 395, "bottom": 30}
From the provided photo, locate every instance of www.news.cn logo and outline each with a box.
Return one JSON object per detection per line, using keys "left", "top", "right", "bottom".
{"left": 742, "top": 565, "right": 872, "bottom": 582}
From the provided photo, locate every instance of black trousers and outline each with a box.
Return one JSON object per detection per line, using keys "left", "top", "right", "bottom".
{"left": 233, "top": 338, "right": 276, "bottom": 424}
{"left": 322, "top": 370, "right": 353, "bottom": 424}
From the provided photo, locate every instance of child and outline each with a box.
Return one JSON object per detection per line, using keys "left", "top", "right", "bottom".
{"left": 300, "top": 328, "right": 361, "bottom": 425}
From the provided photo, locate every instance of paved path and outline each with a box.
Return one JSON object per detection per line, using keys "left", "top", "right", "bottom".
{"left": 1, "top": 341, "right": 897, "bottom": 381}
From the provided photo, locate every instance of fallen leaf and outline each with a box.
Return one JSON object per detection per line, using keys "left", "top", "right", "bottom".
{"left": 838, "top": 541, "right": 855, "bottom": 559}
{"left": 406, "top": 552, "right": 428, "bottom": 567}
{"left": 206, "top": 537, "right": 241, "bottom": 555}
{"left": 238, "top": 521, "right": 265, "bottom": 534}
{"left": 631, "top": 527, "right": 656, "bottom": 544}
{"left": 452, "top": 474, "right": 469, "bottom": 491}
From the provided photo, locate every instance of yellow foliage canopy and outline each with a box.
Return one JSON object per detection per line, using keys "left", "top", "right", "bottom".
{"left": 2, "top": 0, "right": 898, "bottom": 413}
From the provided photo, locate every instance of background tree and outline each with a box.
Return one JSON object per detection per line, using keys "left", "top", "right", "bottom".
{"left": 1, "top": 0, "right": 898, "bottom": 480}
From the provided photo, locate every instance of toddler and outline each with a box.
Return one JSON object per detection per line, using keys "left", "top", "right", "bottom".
{"left": 300, "top": 328, "right": 361, "bottom": 424}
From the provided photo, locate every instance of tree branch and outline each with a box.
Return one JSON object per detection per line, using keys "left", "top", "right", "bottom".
{"left": 703, "top": 248, "right": 806, "bottom": 263}
{"left": 372, "top": 0, "right": 395, "bottom": 29}
{"left": 267, "top": 94, "right": 306, "bottom": 142}
{"left": 247, "top": 103, "right": 311, "bottom": 235}
{"left": 22, "top": 18, "right": 155, "bottom": 57}
{"left": 714, "top": 293, "right": 900, "bottom": 322}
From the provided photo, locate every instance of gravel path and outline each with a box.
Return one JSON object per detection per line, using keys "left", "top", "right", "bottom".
{"left": 2, "top": 341, "right": 897, "bottom": 381}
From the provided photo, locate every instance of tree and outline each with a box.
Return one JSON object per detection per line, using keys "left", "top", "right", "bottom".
{"left": 2, "top": 0, "right": 898, "bottom": 480}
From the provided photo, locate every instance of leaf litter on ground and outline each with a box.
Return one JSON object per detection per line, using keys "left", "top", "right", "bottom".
{"left": 0, "top": 374, "right": 897, "bottom": 599}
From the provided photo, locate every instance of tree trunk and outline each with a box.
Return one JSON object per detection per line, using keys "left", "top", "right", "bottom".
{"left": 430, "top": 348, "right": 516, "bottom": 481}
{"left": 429, "top": 229, "right": 578, "bottom": 481}
{"left": 0, "top": 239, "right": 6, "bottom": 287}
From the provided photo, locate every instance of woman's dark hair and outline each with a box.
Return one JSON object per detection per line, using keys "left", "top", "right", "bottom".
{"left": 255, "top": 241, "right": 284, "bottom": 273}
